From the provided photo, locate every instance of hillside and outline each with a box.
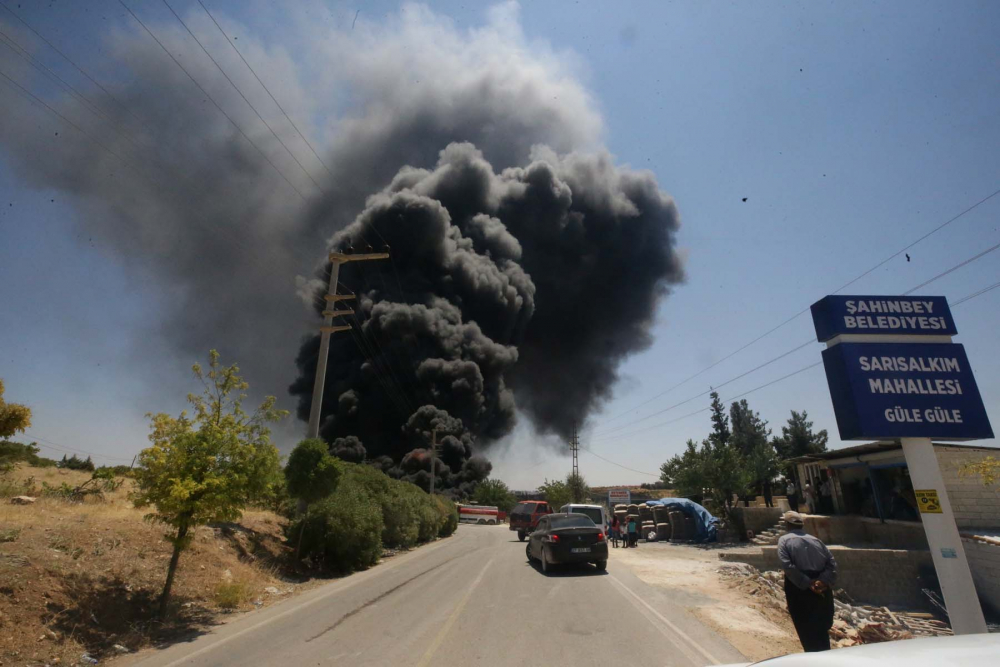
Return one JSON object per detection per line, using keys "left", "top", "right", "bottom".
{"left": 0, "top": 465, "right": 302, "bottom": 666}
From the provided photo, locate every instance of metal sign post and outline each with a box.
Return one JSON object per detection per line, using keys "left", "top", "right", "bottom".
{"left": 810, "top": 295, "right": 992, "bottom": 635}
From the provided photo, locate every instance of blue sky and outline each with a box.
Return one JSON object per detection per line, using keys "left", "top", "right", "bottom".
{"left": 1, "top": 1, "right": 998, "bottom": 487}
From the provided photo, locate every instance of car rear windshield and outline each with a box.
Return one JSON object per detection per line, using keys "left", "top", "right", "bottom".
{"left": 512, "top": 503, "right": 536, "bottom": 515}
{"left": 550, "top": 515, "right": 596, "bottom": 529}
{"left": 569, "top": 508, "right": 603, "bottom": 525}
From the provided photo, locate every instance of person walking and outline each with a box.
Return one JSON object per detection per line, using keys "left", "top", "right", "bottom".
{"left": 626, "top": 516, "right": 638, "bottom": 548}
{"left": 786, "top": 478, "right": 799, "bottom": 512}
{"left": 777, "top": 511, "right": 837, "bottom": 652}
{"left": 611, "top": 515, "right": 620, "bottom": 548}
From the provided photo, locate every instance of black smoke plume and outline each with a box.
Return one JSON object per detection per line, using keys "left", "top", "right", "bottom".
{"left": 0, "top": 4, "right": 682, "bottom": 491}
{"left": 290, "top": 142, "right": 683, "bottom": 491}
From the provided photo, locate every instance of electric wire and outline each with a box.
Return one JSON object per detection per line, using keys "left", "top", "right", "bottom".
{"left": 596, "top": 186, "right": 1000, "bottom": 427}
{"left": 116, "top": 0, "right": 309, "bottom": 201}
{"left": 592, "top": 236, "right": 1000, "bottom": 444}
{"left": 195, "top": 0, "right": 335, "bottom": 178}
{"left": 0, "top": 1, "right": 158, "bottom": 138}
{"left": 159, "top": 0, "right": 325, "bottom": 193}
{"left": 23, "top": 432, "right": 135, "bottom": 463}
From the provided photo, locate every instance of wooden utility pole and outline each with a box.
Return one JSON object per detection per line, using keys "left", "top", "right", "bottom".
{"left": 306, "top": 250, "right": 389, "bottom": 439}
{"left": 570, "top": 429, "right": 579, "bottom": 478}
{"left": 429, "top": 428, "right": 439, "bottom": 496}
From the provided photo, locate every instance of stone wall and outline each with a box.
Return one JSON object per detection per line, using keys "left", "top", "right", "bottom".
{"left": 720, "top": 545, "right": 934, "bottom": 608}
{"left": 936, "top": 446, "right": 1000, "bottom": 530}
{"left": 733, "top": 507, "right": 783, "bottom": 535}
{"left": 962, "top": 537, "right": 1000, "bottom": 615}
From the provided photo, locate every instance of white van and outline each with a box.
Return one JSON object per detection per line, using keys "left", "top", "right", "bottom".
{"left": 559, "top": 503, "right": 607, "bottom": 529}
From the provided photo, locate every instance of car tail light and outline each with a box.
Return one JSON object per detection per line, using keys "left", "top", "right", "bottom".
{"left": 596, "top": 532, "right": 605, "bottom": 541}
{"left": 543, "top": 534, "right": 560, "bottom": 543}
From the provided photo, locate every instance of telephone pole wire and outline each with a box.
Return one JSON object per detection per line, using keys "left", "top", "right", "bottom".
{"left": 307, "top": 250, "right": 389, "bottom": 439}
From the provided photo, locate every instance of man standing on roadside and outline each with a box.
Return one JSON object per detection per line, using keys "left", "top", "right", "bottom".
{"left": 777, "top": 511, "right": 837, "bottom": 652}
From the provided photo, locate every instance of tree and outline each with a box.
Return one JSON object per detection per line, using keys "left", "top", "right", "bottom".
{"left": 0, "top": 379, "right": 32, "bottom": 439}
{"left": 132, "top": 350, "right": 286, "bottom": 615}
{"left": 707, "top": 392, "right": 730, "bottom": 449}
{"left": 567, "top": 472, "right": 589, "bottom": 503}
{"left": 285, "top": 439, "right": 343, "bottom": 558}
{"left": 729, "top": 399, "right": 771, "bottom": 458}
{"left": 285, "top": 439, "right": 343, "bottom": 504}
{"left": 772, "top": 410, "right": 828, "bottom": 461}
{"left": 539, "top": 478, "right": 571, "bottom": 511}
{"left": 660, "top": 439, "right": 708, "bottom": 497}
{"left": 473, "top": 478, "right": 517, "bottom": 512}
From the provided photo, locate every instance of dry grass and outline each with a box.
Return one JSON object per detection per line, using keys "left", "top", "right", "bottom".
{"left": 0, "top": 464, "right": 300, "bottom": 666}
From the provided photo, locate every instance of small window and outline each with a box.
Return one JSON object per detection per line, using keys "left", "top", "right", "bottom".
{"left": 536, "top": 504, "right": 547, "bottom": 513}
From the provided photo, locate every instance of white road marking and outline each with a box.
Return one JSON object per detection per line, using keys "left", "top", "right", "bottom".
{"left": 607, "top": 572, "right": 721, "bottom": 666}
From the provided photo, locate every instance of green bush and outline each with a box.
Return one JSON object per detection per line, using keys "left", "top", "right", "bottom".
{"left": 433, "top": 495, "right": 459, "bottom": 537}
{"left": 380, "top": 483, "right": 421, "bottom": 549}
{"left": 294, "top": 480, "right": 384, "bottom": 573}
{"left": 292, "top": 463, "right": 459, "bottom": 574}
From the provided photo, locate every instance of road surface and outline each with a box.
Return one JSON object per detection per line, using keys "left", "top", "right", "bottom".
{"left": 127, "top": 525, "right": 747, "bottom": 666}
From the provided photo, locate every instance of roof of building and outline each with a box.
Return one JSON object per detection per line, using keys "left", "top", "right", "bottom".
{"left": 785, "top": 440, "right": 999, "bottom": 463}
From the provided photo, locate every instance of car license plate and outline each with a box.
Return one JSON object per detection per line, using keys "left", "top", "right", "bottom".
{"left": 571, "top": 547, "right": 591, "bottom": 553}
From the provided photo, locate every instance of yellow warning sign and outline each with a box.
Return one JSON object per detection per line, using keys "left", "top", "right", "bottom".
{"left": 915, "top": 489, "right": 942, "bottom": 514}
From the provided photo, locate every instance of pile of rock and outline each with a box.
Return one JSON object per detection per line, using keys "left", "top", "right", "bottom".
{"left": 717, "top": 563, "right": 951, "bottom": 647}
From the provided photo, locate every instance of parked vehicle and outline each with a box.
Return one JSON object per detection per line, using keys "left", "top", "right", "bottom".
{"left": 525, "top": 513, "right": 608, "bottom": 574}
{"left": 509, "top": 500, "right": 552, "bottom": 541}
{"left": 458, "top": 504, "right": 499, "bottom": 524}
{"left": 714, "top": 632, "right": 1000, "bottom": 667}
{"left": 559, "top": 503, "right": 607, "bottom": 529}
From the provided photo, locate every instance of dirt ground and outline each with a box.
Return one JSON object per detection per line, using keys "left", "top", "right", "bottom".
{"left": 610, "top": 540, "right": 802, "bottom": 661}
{"left": 0, "top": 466, "right": 313, "bottom": 667}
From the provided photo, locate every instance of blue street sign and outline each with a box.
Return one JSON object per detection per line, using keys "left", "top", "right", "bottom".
{"left": 821, "top": 342, "right": 993, "bottom": 441}
{"left": 811, "top": 295, "right": 957, "bottom": 342}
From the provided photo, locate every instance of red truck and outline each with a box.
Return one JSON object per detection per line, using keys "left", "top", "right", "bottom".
{"left": 508, "top": 500, "right": 552, "bottom": 541}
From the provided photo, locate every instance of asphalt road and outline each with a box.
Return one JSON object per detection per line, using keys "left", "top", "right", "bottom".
{"left": 127, "top": 525, "right": 747, "bottom": 667}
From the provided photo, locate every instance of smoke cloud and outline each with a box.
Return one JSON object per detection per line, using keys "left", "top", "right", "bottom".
{"left": 0, "top": 3, "right": 682, "bottom": 492}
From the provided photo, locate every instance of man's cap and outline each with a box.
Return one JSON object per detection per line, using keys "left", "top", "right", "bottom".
{"left": 783, "top": 511, "right": 804, "bottom": 526}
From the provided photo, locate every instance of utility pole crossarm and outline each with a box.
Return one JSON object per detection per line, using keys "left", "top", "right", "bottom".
{"left": 329, "top": 252, "right": 391, "bottom": 262}
{"left": 307, "top": 251, "right": 391, "bottom": 439}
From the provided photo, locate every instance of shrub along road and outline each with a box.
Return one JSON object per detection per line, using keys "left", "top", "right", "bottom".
{"left": 125, "top": 525, "right": 746, "bottom": 666}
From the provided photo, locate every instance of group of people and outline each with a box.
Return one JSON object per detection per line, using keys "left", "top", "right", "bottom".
{"left": 784, "top": 475, "right": 833, "bottom": 514}
{"left": 608, "top": 514, "right": 638, "bottom": 548}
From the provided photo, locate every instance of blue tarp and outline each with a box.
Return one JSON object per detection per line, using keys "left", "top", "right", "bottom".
{"left": 644, "top": 498, "right": 719, "bottom": 543}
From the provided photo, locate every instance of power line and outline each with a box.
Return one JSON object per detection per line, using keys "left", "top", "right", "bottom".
{"left": 595, "top": 186, "right": 1000, "bottom": 427}
{"left": 952, "top": 280, "right": 1000, "bottom": 307}
{"left": 902, "top": 240, "right": 1000, "bottom": 296}
{"left": 592, "top": 242, "right": 1000, "bottom": 446}
{"left": 579, "top": 447, "right": 658, "bottom": 478}
{"left": 23, "top": 432, "right": 134, "bottom": 463}
{"left": 116, "top": 0, "right": 309, "bottom": 201}
{"left": 159, "top": 0, "right": 324, "bottom": 193}
{"left": 0, "top": 1, "right": 157, "bottom": 138}
{"left": 593, "top": 337, "right": 815, "bottom": 437}
{"left": 195, "top": 0, "right": 334, "bottom": 179}
{"left": 0, "top": 58, "right": 300, "bottom": 285}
